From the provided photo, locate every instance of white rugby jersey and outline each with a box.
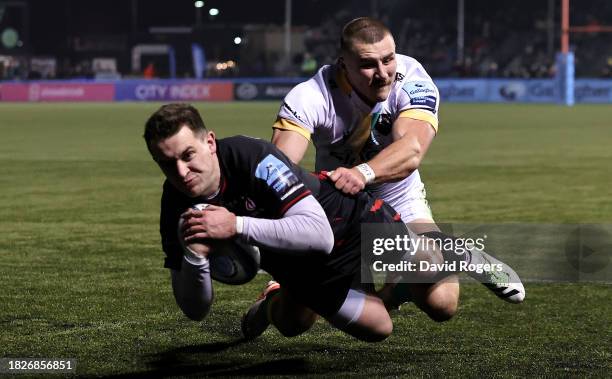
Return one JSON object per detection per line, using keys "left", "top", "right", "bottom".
{"left": 274, "top": 54, "right": 440, "bottom": 221}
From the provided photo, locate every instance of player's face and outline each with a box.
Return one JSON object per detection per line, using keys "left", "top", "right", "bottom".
{"left": 150, "top": 125, "right": 220, "bottom": 198}
{"left": 342, "top": 33, "right": 397, "bottom": 105}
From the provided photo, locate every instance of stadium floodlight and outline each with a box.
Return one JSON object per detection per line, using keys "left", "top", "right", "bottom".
{"left": 209, "top": 8, "right": 219, "bottom": 16}
{"left": 194, "top": 1, "right": 204, "bottom": 8}
{"left": 234, "top": 37, "right": 242, "bottom": 45}
{"left": 1, "top": 28, "right": 19, "bottom": 49}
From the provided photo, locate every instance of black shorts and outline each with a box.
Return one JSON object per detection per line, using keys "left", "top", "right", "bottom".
{"left": 260, "top": 180, "right": 405, "bottom": 318}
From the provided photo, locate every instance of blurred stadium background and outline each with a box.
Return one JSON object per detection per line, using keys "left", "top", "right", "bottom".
{"left": 0, "top": 0, "right": 611, "bottom": 104}
{"left": 1, "top": 0, "right": 611, "bottom": 377}
{"left": 0, "top": 0, "right": 611, "bottom": 79}
{"left": 0, "top": 0, "right": 611, "bottom": 90}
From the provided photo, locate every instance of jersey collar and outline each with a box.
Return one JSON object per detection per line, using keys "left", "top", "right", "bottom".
{"left": 204, "top": 173, "right": 227, "bottom": 203}
{"left": 335, "top": 64, "right": 353, "bottom": 96}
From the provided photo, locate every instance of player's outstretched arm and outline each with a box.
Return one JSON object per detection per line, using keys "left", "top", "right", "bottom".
{"left": 327, "top": 119, "right": 435, "bottom": 195}
{"left": 367, "top": 118, "right": 435, "bottom": 183}
{"left": 240, "top": 195, "right": 334, "bottom": 254}
{"left": 170, "top": 256, "right": 214, "bottom": 321}
{"left": 180, "top": 197, "right": 333, "bottom": 255}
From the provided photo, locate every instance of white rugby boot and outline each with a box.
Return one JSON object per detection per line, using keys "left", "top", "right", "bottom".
{"left": 468, "top": 249, "right": 526, "bottom": 303}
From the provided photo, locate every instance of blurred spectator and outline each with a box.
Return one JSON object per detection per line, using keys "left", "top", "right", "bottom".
{"left": 143, "top": 62, "right": 156, "bottom": 79}
{"left": 601, "top": 57, "right": 612, "bottom": 77}
{"left": 3, "top": 1, "right": 612, "bottom": 80}
{"left": 300, "top": 52, "right": 317, "bottom": 76}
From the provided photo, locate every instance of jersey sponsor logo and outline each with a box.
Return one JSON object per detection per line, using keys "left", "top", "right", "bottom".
{"left": 279, "top": 183, "right": 304, "bottom": 201}
{"left": 265, "top": 85, "right": 293, "bottom": 97}
{"left": 373, "top": 113, "right": 393, "bottom": 136}
{"left": 402, "top": 81, "right": 438, "bottom": 112}
{"left": 368, "top": 112, "right": 393, "bottom": 146}
{"left": 255, "top": 154, "right": 301, "bottom": 197}
{"left": 236, "top": 83, "right": 259, "bottom": 100}
{"left": 403, "top": 81, "right": 436, "bottom": 96}
{"left": 395, "top": 72, "right": 405, "bottom": 82}
{"left": 499, "top": 82, "right": 527, "bottom": 101}
{"left": 281, "top": 102, "right": 303, "bottom": 122}
{"left": 410, "top": 96, "right": 437, "bottom": 110}
{"left": 362, "top": 115, "right": 390, "bottom": 161}
{"left": 245, "top": 197, "right": 257, "bottom": 211}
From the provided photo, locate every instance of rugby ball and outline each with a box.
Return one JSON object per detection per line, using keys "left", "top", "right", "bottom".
{"left": 178, "top": 204, "right": 260, "bottom": 285}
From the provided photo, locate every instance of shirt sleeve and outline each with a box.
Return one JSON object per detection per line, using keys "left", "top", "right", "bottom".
{"left": 395, "top": 61, "right": 441, "bottom": 132}
{"left": 239, "top": 194, "right": 334, "bottom": 254}
{"left": 160, "top": 180, "right": 191, "bottom": 270}
{"left": 220, "top": 137, "right": 316, "bottom": 219}
{"left": 170, "top": 256, "right": 214, "bottom": 321}
{"left": 273, "top": 79, "right": 327, "bottom": 139}
{"left": 250, "top": 148, "right": 313, "bottom": 216}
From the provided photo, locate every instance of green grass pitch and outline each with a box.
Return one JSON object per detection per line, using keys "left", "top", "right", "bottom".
{"left": 0, "top": 102, "right": 611, "bottom": 377}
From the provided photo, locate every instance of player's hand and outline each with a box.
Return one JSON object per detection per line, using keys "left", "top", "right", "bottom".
{"left": 183, "top": 238, "right": 213, "bottom": 258}
{"left": 178, "top": 210, "right": 213, "bottom": 258}
{"left": 181, "top": 205, "right": 237, "bottom": 241}
{"left": 328, "top": 166, "right": 367, "bottom": 195}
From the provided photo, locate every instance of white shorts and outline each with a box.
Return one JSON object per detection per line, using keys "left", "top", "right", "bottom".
{"left": 388, "top": 185, "right": 434, "bottom": 223}
{"left": 368, "top": 170, "right": 434, "bottom": 223}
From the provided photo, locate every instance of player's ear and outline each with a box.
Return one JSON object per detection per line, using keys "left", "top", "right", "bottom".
{"left": 206, "top": 130, "right": 217, "bottom": 154}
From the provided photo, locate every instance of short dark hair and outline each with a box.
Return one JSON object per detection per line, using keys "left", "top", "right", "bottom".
{"left": 340, "top": 17, "right": 392, "bottom": 53}
{"left": 143, "top": 103, "right": 207, "bottom": 149}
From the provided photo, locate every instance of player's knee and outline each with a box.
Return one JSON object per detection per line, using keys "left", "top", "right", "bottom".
{"left": 371, "top": 319, "right": 394, "bottom": 341}
{"left": 278, "top": 327, "right": 307, "bottom": 338}
{"left": 355, "top": 319, "right": 393, "bottom": 342}
{"left": 429, "top": 306, "right": 456, "bottom": 323}
{"left": 276, "top": 321, "right": 313, "bottom": 338}
{"left": 274, "top": 313, "right": 317, "bottom": 338}
{"left": 426, "top": 292, "right": 458, "bottom": 322}
{"left": 345, "top": 315, "right": 393, "bottom": 342}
